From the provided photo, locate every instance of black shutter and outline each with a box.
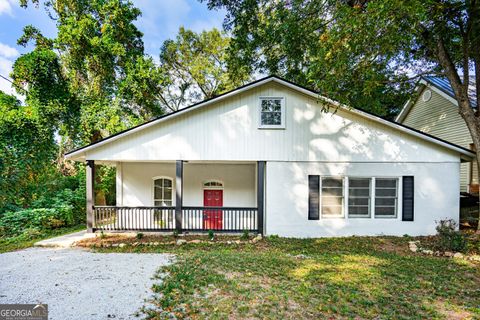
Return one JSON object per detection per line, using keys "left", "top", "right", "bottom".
{"left": 402, "top": 176, "right": 414, "bottom": 221}
{"left": 308, "top": 175, "right": 320, "bottom": 220}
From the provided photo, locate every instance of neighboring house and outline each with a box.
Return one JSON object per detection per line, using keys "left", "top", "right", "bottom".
{"left": 65, "top": 76, "right": 474, "bottom": 237}
{"left": 396, "top": 76, "right": 478, "bottom": 194}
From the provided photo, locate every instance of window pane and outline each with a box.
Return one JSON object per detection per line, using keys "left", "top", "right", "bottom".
{"left": 322, "top": 205, "right": 343, "bottom": 216}
{"left": 374, "top": 206, "right": 396, "bottom": 216}
{"left": 349, "top": 179, "right": 370, "bottom": 188}
{"left": 321, "top": 178, "right": 344, "bottom": 217}
{"left": 164, "top": 188, "right": 172, "bottom": 201}
{"left": 261, "top": 99, "right": 281, "bottom": 112}
{"left": 261, "top": 111, "right": 282, "bottom": 125}
{"left": 322, "top": 188, "right": 343, "bottom": 197}
{"left": 163, "top": 179, "right": 172, "bottom": 188}
{"left": 154, "top": 200, "right": 162, "bottom": 206}
{"left": 322, "top": 196, "right": 343, "bottom": 206}
{"left": 375, "top": 178, "right": 397, "bottom": 218}
{"left": 349, "top": 188, "right": 370, "bottom": 197}
{"left": 349, "top": 197, "right": 369, "bottom": 206}
{"left": 323, "top": 178, "right": 342, "bottom": 188}
{"left": 348, "top": 206, "right": 370, "bottom": 216}
{"left": 154, "top": 186, "right": 162, "bottom": 199}
{"left": 376, "top": 179, "right": 397, "bottom": 188}
{"left": 348, "top": 178, "right": 371, "bottom": 218}
{"left": 375, "top": 198, "right": 396, "bottom": 206}
{"left": 271, "top": 112, "right": 281, "bottom": 124}
{"left": 375, "top": 188, "right": 396, "bottom": 197}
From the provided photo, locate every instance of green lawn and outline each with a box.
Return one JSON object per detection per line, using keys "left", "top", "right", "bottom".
{"left": 0, "top": 225, "right": 85, "bottom": 253}
{"left": 95, "top": 236, "right": 480, "bottom": 319}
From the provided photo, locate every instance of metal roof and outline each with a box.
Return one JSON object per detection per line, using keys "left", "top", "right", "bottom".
{"left": 423, "top": 75, "right": 477, "bottom": 108}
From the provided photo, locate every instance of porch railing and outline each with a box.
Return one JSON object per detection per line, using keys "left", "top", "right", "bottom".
{"left": 93, "top": 206, "right": 259, "bottom": 232}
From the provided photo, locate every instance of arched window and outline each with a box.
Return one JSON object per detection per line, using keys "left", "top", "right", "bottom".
{"left": 203, "top": 180, "right": 223, "bottom": 188}
{"left": 154, "top": 178, "right": 173, "bottom": 206}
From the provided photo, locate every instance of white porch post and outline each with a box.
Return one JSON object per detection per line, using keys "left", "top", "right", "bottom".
{"left": 175, "top": 160, "right": 183, "bottom": 233}
{"left": 257, "top": 161, "right": 265, "bottom": 235}
{"left": 86, "top": 160, "right": 95, "bottom": 233}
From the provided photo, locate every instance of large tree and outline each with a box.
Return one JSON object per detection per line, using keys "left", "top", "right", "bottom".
{"left": 16, "top": 0, "right": 166, "bottom": 144}
{"left": 205, "top": 0, "right": 480, "bottom": 227}
{"left": 158, "top": 27, "right": 251, "bottom": 111}
{"left": 202, "top": 0, "right": 415, "bottom": 118}
{"left": 0, "top": 91, "right": 56, "bottom": 211}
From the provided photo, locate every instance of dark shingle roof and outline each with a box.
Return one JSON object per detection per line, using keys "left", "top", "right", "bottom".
{"left": 423, "top": 75, "right": 477, "bottom": 108}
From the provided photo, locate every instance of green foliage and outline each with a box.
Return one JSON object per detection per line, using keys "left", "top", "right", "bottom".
{"left": 12, "top": 48, "right": 79, "bottom": 138}
{"left": 17, "top": 0, "right": 166, "bottom": 145}
{"left": 0, "top": 91, "right": 56, "bottom": 210}
{"left": 240, "top": 229, "right": 249, "bottom": 240}
{"left": 435, "top": 219, "right": 467, "bottom": 253}
{"left": 159, "top": 27, "right": 251, "bottom": 111}
{"left": 0, "top": 207, "right": 74, "bottom": 237}
{"left": 208, "top": 229, "right": 215, "bottom": 240}
{"left": 202, "top": 0, "right": 413, "bottom": 118}
{"left": 136, "top": 232, "right": 144, "bottom": 240}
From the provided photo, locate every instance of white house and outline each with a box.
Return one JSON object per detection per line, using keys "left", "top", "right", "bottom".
{"left": 65, "top": 76, "right": 475, "bottom": 237}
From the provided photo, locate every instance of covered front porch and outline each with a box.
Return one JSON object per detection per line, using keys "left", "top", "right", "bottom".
{"left": 86, "top": 160, "right": 265, "bottom": 234}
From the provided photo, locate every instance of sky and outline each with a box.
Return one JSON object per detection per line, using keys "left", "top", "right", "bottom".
{"left": 0, "top": 0, "right": 226, "bottom": 97}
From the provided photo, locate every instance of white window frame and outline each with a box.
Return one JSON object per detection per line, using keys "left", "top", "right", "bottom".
{"left": 346, "top": 177, "right": 372, "bottom": 219}
{"left": 152, "top": 176, "right": 174, "bottom": 207}
{"left": 320, "top": 176, "right": 345, "bottom": 219}
{"left": 203, "top": 180, "right": 224, "bottom": 190}
{"left": 373, "top": 177, "right": 399, "bottom": 219}
{"left": 258, "top": 96, "right": 286, "bottom": 129}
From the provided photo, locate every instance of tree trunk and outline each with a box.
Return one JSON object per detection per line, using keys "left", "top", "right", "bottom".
{"left": 435, "top": 37, "right": 480, "bottom": 230}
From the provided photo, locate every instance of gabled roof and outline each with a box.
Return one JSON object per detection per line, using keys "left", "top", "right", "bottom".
{"left": 396, "top": 76, "right": 477, "bottom": 122}
{"left": 65, "top": 75, "right": 475, "bottom": 161}
{"left": 423, "top": 76, "right": 477, "bottom": 108}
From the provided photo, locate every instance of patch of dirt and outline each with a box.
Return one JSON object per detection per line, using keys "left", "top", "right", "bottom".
{"left": 432, "top": 299, "right": 472, "bottom": 320}
{"left": 373, "top": 238, "right": 411, "bottom": 255}
{"left": 75, "top": 233, "right": 251, "bottom": 247}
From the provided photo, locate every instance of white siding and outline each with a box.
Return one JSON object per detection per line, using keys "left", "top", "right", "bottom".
{"left": 118, "top": 162, "right": 256, "bottom": 207}
{"left": 402, "top": 87, "right": 475, "bottom": 191}
{"left": 266, "top": 161, "right": 460, "bottom": 237}
{"left": 86, "top": 82, "right": 459, "bottom": 164}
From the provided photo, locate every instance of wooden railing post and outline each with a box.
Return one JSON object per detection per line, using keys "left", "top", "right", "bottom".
{"left": 86, "top": 160, "right": 95, "bottom": 233}
{"left": 175, "top": 160, "right": 183, "bottom": 233}
{"left": 257, "top": 161, "right": 265, "bottom": 235}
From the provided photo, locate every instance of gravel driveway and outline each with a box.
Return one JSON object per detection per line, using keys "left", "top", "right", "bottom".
{"left": 0, "top": 247, "right": 172, "bottom": 319}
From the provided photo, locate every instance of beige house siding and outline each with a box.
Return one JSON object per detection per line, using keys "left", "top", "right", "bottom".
{"left": 402, "top": 86, "right": 476, "bottom": 192}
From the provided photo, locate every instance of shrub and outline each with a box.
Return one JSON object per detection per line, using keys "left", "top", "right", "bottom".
{"left": 31, "top": 187, "right": 85, "bottom": 224}
{"left": 241, "top": 229, "right": 250, "bottom": 240}
{"left": 435, "top": 219, "right": 467, "bottom": 253}
{"left": 136, "top": 232, "right": 144, "bottom": 240}
{"left": 208, "top": 230, "right": 214, "bottom": 240}
{"left": 0, "top": 207, "right": 74, "bottom": 237}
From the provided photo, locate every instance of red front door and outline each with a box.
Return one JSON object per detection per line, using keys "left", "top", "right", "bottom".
{"left": 203, "top": 189, "right": 223, "bottom": 229}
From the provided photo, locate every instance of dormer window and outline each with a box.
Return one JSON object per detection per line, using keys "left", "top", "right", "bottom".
{"left": 258, "top": 97, "right": 285, "bottom": 129}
